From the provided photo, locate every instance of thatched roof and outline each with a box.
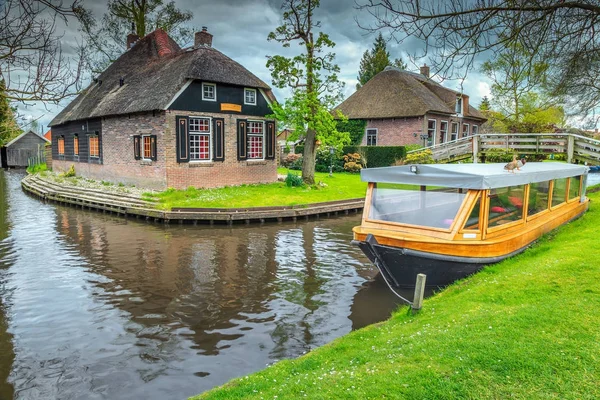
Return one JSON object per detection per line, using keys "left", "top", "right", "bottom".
{"left": 334, "top": 67, "right": 486, "bottom": 121}
{"left": 50, "top": 29, "right": 273, "bottom": 126}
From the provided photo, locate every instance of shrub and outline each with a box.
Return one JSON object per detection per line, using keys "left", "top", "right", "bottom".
{"left": 285, "top": 172, "right": 304, "bottom": 187}
{"left": 293, "top": 145, "right": 406, "bottom": 169}
{"left": 343, "top": 153, "right": 365, "bottom": 172}
{"left": 63, "top": 164, "right": 76, "bottom": 177}
{"left": 404, "top": 149, "right": 434, "bottom": 164}
{"left": 335, "top": 119, "right": 367, "bottom": 145}
{"left": 315, "top": 147, "right": 344, "bottom": 173}
{"left": 282, "top": 153, "right": 302, "bottom": 168}
{"left": 484, "top": 148, "right": 515, "bottom": 163}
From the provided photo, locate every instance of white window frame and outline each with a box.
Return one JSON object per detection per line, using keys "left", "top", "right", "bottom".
{"left": 440, "top": 120, "right": 448, "bottom": 144}
{"left": 244, "top": 88, "right": 257, "bottom": 105}
{"left": 247, "top": 120, "right": 265, "bottom": 160}
{"left": 462, "top": 123, "right": 470, "bottom": 138}
{"left": 451, "top": 122, "right": 458, "bottom": 141}
{"left": 427, "top": 119, "right": 437, "bottom": 146}
{"left": 189, "top": 117, "right": 212, "bottom": 162}
{"left": 455, "top": 97, "right": 463, "bottom": 115}
{"left": 472, "top": 125, "right": 479, "bottom": 136}
{"left": 202, "top": 82, "right": 217, "bottom": 102}
{"left": 366, "top": 128, "right": 377, "bottom": 146}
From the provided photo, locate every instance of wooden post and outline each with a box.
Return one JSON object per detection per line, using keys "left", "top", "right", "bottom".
{"left": 567, "top": 135, "right": 575, "bottom": 163}
{"left": 412, "top": 273, "right": 427, "bottom": 311}
{"left": 472, "top": 135, "right": 479, "bottom": 163}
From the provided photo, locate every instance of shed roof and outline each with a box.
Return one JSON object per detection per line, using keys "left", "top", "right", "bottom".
{"left": 50, "top": 29, "right": 274, "bottom": 126}
{"left": 360, "top": 162, "right": 588, "bottom": 190}
{"left": 5, "top": 130, "right": 50, "bottom": 147}
{"left": 334, "top": 68, "right": 486, "bottom": 121}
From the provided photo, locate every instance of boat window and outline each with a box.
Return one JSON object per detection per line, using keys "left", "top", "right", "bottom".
{"left": 369, "top": 184, "right": 467, "bottom": 229}
{"left": 528, "top": 181, "right": 550, "bottom": 217}
{"left": 552, "top": 178, "right": 567, "bottom": 207}
{"left": 464, "top": 195, "right": 481, "bottom": 230}
{"left": 569, "top": 176, "right": 581, "bottom": 200}
{"left": 488, "top": 185, "right": 525, "bottom": 227}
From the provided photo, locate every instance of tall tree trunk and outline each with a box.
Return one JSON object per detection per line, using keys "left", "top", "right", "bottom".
{"left": 302, "top": 128, "right": 317, "bottom": 185}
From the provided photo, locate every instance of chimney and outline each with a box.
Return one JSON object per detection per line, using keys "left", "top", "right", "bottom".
{"left": 127, "top": 23, "right": 139, "bottom": 49}
{"left": 420, "top": 63, "right": 430, "bottom": 78}
{"left": 463, "top": 95, "right": 469, "bottom": 116}
{"left": 195, "top": 26, "right": 213, "bottom": 47}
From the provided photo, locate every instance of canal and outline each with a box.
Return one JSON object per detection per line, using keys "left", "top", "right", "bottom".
{"left": 0, "top": 169, "right": 404, "bottom": 400}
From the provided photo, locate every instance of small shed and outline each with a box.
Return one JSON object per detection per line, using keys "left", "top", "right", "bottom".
{"left": 4, "top": 130, "right": 50, "bottom": 168}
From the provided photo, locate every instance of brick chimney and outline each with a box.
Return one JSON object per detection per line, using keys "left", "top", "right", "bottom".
{"left": 195, "top": 27, "right": 213, "bottom": 47}
{"left": 420, "top": 63, "right": 430, "bottom": 78}
{"left": 126, "top": 23, "right": 139, "bottom": 50}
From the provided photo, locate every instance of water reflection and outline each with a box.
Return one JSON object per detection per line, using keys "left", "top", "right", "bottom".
{"left": 0, "top": 169, "right": 401, "bottom": 399}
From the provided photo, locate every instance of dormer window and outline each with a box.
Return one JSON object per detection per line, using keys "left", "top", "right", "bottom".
{"left": 245, "top": 88, "right": 257, "bottom": 105}
{"left": 455, "top": 96, "right": 463, "bottom": 115}
{"left": 202, "top": 83, "right": 216, "bottom": 101}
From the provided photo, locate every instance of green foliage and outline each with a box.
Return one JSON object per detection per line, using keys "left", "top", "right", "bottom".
{"left": 62, "top": 164, "right": 76, "bottom": 178}
{"left": 285, "top": 172, "right": 304, "bottom": 187}
{"left": 357, "top": 33, "right": 407, "bottom": 89}
{"left": 404, "top": 143, "right": 425, "bottom": 153}
{"left": 315, "top": 147, "right": 344, "bottom": 173}
{"left": 0, "top": 80, "right": 22, "bottom": 146}
{"left": 351, "top": 146, "right": 407, "bottom": 168}
{"left": 342, "top": 153, "right": 364, "bottom": 173}
{"left": 26, "top": 163, "right": 47, "bottom": 174}
{"left": 479, "top": 96, "right": 491, "bottom": 111}
{"left": 483, "top": 148, "right": 516, "bottom": 163}
{"left": 281, "top": 153, "right": 302, "bottom": 168}
{"left": 404, "top": 149, "right": 434, "bottom": 164}
{"left": 335, "top": 119, "right": 367, "bottom": 145}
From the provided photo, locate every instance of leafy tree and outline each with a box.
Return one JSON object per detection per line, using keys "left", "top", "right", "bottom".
{"left": 479, "top": 96, "right": 491, "bottom": 111}
{"left": 357, "top": 1, "right": 600, "bottom": 119}
{"left": 0, "top": 80, "right": 21, "bottom": 146}
{"left": 80, "top": 0, "right": 193, "bottom": 74}
{"left": 267, "top": 0, "right": 350, "bottom": 185}
{"left": 356, "top": 32, "right": 406, "bottom": 89}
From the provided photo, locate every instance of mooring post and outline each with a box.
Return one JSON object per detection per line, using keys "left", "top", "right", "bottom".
{"left": 412, "top": 273, "right": 427, "bottom": 312}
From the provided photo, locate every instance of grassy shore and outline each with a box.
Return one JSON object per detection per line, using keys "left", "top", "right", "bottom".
{"left": 145, "top": 169, "right": 367, "bottom": 209}
{"left": 193, "top": 187, "right": 600, "bottom": 399}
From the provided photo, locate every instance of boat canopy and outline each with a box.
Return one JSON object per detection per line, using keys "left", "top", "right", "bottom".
{"left": 360, "top": 162, "right": 588, "bottom": 190}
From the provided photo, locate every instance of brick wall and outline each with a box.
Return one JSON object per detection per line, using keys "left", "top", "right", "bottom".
{"left": 165, "top": 110, "right": 277, "bottom": 190}
{"left": 363, "top": 115, "right": 485, "bottom": 147}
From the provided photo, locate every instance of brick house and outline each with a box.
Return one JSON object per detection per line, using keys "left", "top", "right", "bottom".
{"left": 334, "top": 66, "right": 486, "bottom": 147}
{"left": 49, "top": 28, "right": 277, "bottom": 190}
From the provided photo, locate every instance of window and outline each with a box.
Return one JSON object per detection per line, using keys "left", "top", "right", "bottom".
{"left": 451, "top": 122, "right": 458, "bottom": 141}
{"left": 464, "top": 195, "right": 481, "bottom": 230}
{"left": 440, "top": 121, "right": 448, "bottom": 144}
{"left": 472, "top": 125, "right": 479, "bottom": 136}
{"left": 455, "top": 97, "right": 463, "bottom": 114}
{"left": 569, "top": 176, "right": 581, "bottom": 200}
{"left": 244, "top": 88, "right": 257, "bottom": 105}
{"left": 552, "top": 178, "right": 567, "bottom": 207}
{"left": 366, "top": 129, "right": 377, "bottom": 146}
{"left": 142, "top": 136, "right": 152, "bottom": 159}
{"left": 427, "top": 120, "right": 436, "bottom": 145}
{"left": 488, "top": 185, "right": 525, "bottom": 227}
{"left": 58, "top": 136, "right": 65, "bottom": 156}
{"left": 528, "top": 181, "right": 550, "bottom": 217}
{"left": 202, "top": 83, "right": 216, "bottom": 101}
{"left": 247, "top": 121, "right": 264, "bottom": 159}
{"left": 189, "top": 117, "right": 211, "bottom": 161}
{"left": 73, "top": 135, "right": 79, "bottom": 156}
{"left": 462, "top": 124, "right": 470, "bottom": 137}
{"left": 89, "top": 136, "right": 99, "bottom": 158}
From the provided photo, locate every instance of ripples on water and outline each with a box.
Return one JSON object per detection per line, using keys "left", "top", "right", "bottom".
{"left": 0, "top": 170, "right": 403, "bottom": 400}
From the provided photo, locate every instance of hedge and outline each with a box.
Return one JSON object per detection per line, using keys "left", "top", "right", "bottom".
{"left": 292, "top": 145, "right": 406, "bottom": 169}
{"left": 336, "top": 119, "right": 367, "bottom": 145}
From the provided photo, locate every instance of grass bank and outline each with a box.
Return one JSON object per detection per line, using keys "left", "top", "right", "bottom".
{"left": 145, "top": 169, "right": 367, "bottom": 210}
{"left": 194, "top": 187, "right": 600, "bottom": 399}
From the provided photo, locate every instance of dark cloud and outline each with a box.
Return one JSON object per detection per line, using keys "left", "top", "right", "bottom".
{"left": 20, "top": 0, "right": 491, "bottom": 130}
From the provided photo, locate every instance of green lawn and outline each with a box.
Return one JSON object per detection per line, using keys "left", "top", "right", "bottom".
{"left": 145, "top": 169, "right": 367, "bottom": 209}
{"left": 193, "top": 187, "right": 600, "bottom": 399}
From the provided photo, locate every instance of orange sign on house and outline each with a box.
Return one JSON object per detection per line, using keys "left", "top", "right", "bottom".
{"left": 220, "top": 103, "right": 242, "bottom": 112}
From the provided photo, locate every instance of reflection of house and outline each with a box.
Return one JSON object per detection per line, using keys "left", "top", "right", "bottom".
{"left": 1, "top": 130, "right": 49, "bottom": 168}
{"left": 49, "top": 28, "right": 277, "bottom": 190}
{"left": 334, "top": 65, "right": 487, "bottom": 147}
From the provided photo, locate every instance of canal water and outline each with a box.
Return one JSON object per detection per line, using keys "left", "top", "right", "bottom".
{"left": 0, "top": 170, "right": 404, "bottom": 400}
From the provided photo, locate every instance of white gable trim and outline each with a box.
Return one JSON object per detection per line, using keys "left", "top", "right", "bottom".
{"left": 259, "top": 88, "right": 272, "bottom": 107}
{"left": 5, "top": 130, "right": 50, "bottom": 147}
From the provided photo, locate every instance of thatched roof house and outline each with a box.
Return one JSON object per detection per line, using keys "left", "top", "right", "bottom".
{"left": 49, "top": 27, "right": 278, "bottom": 190}
{"left": 334, "top": 66, "right": 486, "bottom": 147}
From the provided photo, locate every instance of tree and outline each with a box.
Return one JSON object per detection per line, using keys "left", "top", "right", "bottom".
{"left": 479, "top": 96, "right": 491, "bottom": 112}
{"left": 0, "top": 80, "right": 21, "bottom": 146}
{"left": 357, "top": 1, "right": 600, "bottom": 119}
{"left": 267, "top": 0, "right": 350, "bottom": 184}
{"left": 356, "top": 32, "right": 406, "bottom": 89}
{"left": 80, "top": 0, "right": 193, "bottom": 74}
{"left": 482, "top": 41, "right": 549, "bottom": 123}
{"left": 0, "top": 0, "right": 86, "bottom": 103}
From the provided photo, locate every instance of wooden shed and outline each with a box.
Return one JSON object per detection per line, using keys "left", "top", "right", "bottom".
{"left": 3, "top": 130, "right": 49, "bottom": 168}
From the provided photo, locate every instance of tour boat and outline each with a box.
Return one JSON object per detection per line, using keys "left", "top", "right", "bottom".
{"left": 353, "top": 162, "right": 589, "bottom": 288}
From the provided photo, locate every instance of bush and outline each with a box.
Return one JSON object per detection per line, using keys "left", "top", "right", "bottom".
{"left": 343, "top": 153, "right": 365, "bottom": 172}
{"left": 315, "top": 147, "right": 345, "bottom": 173}
{"left": 348, "top": 146, "right": 407, "bottom": 168}
{"left": 282, "top": 153, "right": 302, "bottom": 168}
{"left": 285, "top": 172, "right": 304, "bottom": 187}
{"left": 63, "top": 164, "right": 76, "bottom": 177}
{"left": 404, "top": 149, "right": 434, "bottom": 164}
{"left": 484, "top": 148, "right": 515, "bottom": 163}
{"left": 336, "top": 119, "right": 367, "bottom": 145}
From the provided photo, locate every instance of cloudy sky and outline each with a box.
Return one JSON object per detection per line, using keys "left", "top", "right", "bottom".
{"left": 19, "top": 0, "right": 492, "bottom": 132}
